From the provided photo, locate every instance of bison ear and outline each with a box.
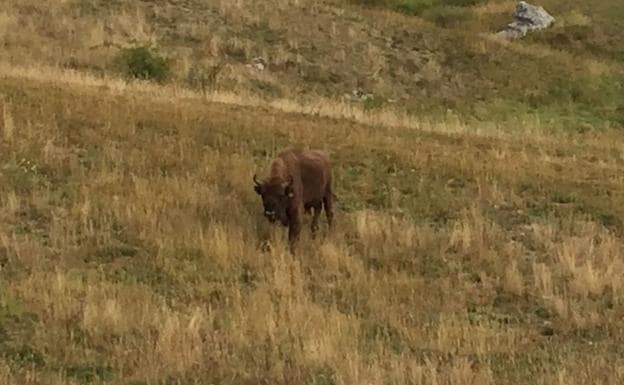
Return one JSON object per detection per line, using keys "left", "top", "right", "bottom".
{"left": 253, "top": 174, "right": 263, "bottom": 195}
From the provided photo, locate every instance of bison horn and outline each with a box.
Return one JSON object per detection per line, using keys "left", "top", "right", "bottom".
{"left": 253, "top": 174, "right": 262, "bottom": 186}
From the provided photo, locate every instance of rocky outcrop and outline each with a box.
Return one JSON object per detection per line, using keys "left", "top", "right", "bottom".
{"left": 497, "top": 1, "right": 555, "bottom": 39}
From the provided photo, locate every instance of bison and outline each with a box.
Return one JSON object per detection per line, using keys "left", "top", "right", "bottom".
{"left": 253, "top": 147, "right": 335, "bottom": 251}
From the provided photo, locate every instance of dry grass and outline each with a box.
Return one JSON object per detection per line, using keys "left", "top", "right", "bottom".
{"left": 1, "top": 0, "right": 624, "bottom": 384}
{"left": 1, "top": 55, "right": 624, "bottom": 384}
{"left": 1, "top": 0, "right": 623, "bottom": 129}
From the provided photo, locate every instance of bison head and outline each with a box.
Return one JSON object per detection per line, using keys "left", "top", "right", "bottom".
{"left": 253, "top": 174, "right": 294, "bottom": 226}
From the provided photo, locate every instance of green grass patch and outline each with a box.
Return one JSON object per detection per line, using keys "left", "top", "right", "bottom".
{"left": 350, "top": 0, "right": 484, "bottom": 16}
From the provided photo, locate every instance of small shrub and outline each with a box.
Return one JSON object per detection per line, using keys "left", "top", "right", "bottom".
{"left": 116, "top": 46, "right": 171, "bottom": 83}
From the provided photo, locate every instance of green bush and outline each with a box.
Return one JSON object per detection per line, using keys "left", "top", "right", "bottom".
{"left": 116, "top": 46, "right": 171, "bottom": 83}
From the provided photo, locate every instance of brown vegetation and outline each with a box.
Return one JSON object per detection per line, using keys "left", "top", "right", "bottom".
{"left": 1, "top": 59, "right": 623, "bottom": 384}
{"left": 0, "top": 0, "right": 623, "bottom": 384}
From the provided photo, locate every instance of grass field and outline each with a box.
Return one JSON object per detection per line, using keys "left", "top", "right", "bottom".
{"left": 1, "top": 0, "right": 624, "bottom": 384}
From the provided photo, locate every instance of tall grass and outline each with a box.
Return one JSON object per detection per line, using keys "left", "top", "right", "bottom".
{"left": 1, "top": 0, "right": 624, "bottom": 383}
{"left": 0, "top": 60, "right": 623, "bottom": 384}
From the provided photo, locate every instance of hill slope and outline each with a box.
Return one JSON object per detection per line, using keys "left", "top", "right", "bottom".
{"left": 2, "top": 60, "right": 624, "bottom": 385}
{"left": 3, "top": 0, "right": 624, "bottom": 129}
{"left": 1, "top": 1, "right": 624, "bottom": 384}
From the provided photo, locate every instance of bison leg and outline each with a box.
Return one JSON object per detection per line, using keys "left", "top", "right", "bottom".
{"left": 310, "top": 202, "right": 322, "bottom": 236}
{"left": 323, "top": 189, "right": 334, "bottom": 229}
{"left": 288, "top": 219, "right": 302, "bottom": 252}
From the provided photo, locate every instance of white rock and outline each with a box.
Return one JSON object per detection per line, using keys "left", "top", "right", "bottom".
{"left": 497, "top": 1, "right": 555, "bottom": 39}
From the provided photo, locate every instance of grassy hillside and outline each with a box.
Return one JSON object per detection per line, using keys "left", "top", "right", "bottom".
{"left": 3, "top": 0, "right": 624, "bottom": 129}
{"left": 1, "top": 0, "right": 624, "bottom": 384}
{"left": 1, "top": 64, "right": 624, "bottom": 385}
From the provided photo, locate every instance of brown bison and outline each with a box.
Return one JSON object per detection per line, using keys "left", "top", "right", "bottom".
{"left": 253, "top": 147, "right": 335, "bottom": 250}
